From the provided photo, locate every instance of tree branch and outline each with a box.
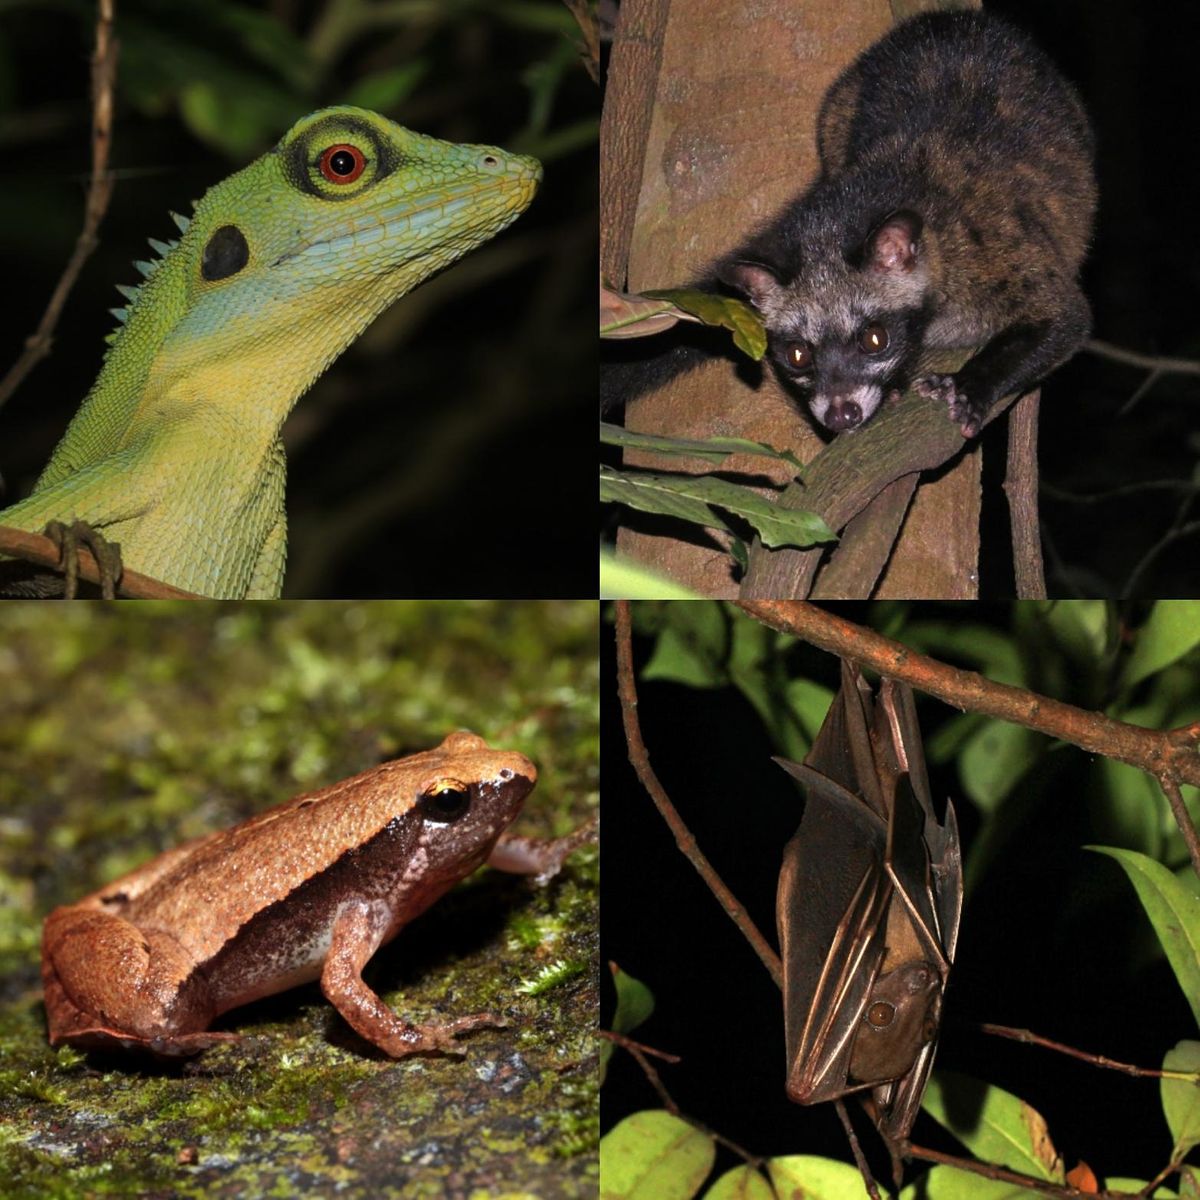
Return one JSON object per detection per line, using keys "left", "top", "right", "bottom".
{"left": 0, "top": 0, "right": 118, "bottom": 414}
{"left": 613, "top": 600, "right": 783, "bottom": 986}
{"left": 734, "top": 602, "right": 1200, "bottom": 873}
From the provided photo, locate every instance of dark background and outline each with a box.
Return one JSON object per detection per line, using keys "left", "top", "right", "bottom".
{"left": 0, "top": 0, "right": 596, "bottom": 598}
{"left": 600, "top": 605, "right": 1193, "bottom": 1185}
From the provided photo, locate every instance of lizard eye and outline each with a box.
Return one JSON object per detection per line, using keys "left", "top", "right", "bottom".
{"left": 319, "top": 143, "right": 367, "bottom": 184}
{"left": 419, "top": 780, "right": 472, "bottom": 823}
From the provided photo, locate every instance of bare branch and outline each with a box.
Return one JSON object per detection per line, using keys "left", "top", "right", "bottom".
{"left": 0, "top": 0, "right": 119, "bottom": 414}
{"left": 613, "top": 601, "right": 783, "bottom": 987}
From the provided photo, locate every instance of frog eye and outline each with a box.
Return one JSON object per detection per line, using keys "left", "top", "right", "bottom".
{"left": 419, "top": 779, "right": 472, "bottom": 822}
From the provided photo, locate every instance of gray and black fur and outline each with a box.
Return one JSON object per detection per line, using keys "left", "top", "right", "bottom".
{"left": 606, "top": 11, "right": 1096, "bottom": 437}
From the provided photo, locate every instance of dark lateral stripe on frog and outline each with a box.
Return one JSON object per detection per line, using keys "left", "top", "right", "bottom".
{"left": 181, "top": 775, "right": 531, "bottom": 1020}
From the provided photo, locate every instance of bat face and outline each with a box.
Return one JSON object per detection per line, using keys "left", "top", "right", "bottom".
{"left": 775, "top": 661, "right": 962, "bottom": 1144}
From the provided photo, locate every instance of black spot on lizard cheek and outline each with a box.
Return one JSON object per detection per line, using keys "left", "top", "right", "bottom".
{"left": 201, "top": 225, "right": 249, "bottom": 281}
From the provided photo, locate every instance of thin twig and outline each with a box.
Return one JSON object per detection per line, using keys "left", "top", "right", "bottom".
{"left": 598, "top": 1029, "right": 681, "bottom": 1065}
{"left": 1041, "top": 479, "right": 1200, "bottom": 506}
{"left": 734, "top": 604, "right": 1200, "bottom": 837}
{"left": 834, "top": 1100, "right": 882, "bottom": 1200}
{"left": 979, "top": 1023, "right": 1189, "bottom": 1079}
{"left": 0, "top": 0, "right": 118, "bottom": 414}
{"left": 599, "top": 1031, "right": 768, "bottom": 1169}
{"left": 1085, "top": 338, "right": 1200, "bottom": 377}
{"left": 1158, "top": 776, "right": 1200, "bottom": 884}
{"left": 906, "top": 1142, "right": 1135, "bottom": 1198}
{"left": 613, "top": 601, "right": 783, "bottom": 986}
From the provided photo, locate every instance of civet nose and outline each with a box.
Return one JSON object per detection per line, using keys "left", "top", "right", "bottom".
{"left": 824, "top": 398, "right": 862, "bottom": 431}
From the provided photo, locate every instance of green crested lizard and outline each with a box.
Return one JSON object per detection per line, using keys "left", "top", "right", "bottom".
{"left": 0, "top": 106, "right": 540, "bottom": 598}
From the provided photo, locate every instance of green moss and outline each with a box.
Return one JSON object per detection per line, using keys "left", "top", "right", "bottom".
{"left": 0, "top": 601, "right": 598, "bottom": 1197}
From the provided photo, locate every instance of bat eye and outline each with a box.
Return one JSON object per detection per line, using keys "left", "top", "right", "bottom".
{"left": 866, "top": 1001, "right": 895, "bottom": 1028}
{"left": 858, "top": 323, "right": 889, "bottom": 354}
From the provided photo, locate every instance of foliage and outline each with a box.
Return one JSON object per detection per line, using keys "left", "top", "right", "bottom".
{"left": 602, "top": 600, "right": 1200, "bottom": 1197}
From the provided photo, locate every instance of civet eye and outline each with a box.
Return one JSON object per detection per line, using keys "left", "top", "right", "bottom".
{"left": 858, "top": 323, "right": 889, "bottom": 354}
{"left": 866, "top": 1001, "right": 895, "bottom": 1028}
{"left": 783, "top": 341, "right": 813, "bottom": 371}
{"left": 419, "top": 780, "right": 471, "bottom": 822}
{"left": 319, "top": 143, "right": 367, "bottom": 183}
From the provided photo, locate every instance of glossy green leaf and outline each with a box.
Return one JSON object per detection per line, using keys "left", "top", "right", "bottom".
{"left": 899, "top": 1164, "right": 1028, "bottom": 1200}
{"left": 1162, "top": 1040, "right": 1200, "bottom": 1157}
{"left": 766, "top": 1155, "right": 871, "bottom": 1199}
{"left": 921, "top": 1072, "right": 1064, "bottom": 1182}
{"left": 1089, "top": 847, "right": 1200, "bottom": 1028}
{"left": 1123, "top": 602, "right": 1200, "bottom": 690}
{"left": 703, "top": 1164, "right": 775, "bottom": 1200}
{"left": 600, "top": 1110, "right": 715, "bottom": 1200}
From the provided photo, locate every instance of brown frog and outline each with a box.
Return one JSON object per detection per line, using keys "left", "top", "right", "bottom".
{"left": 42, "top": 731, "right": 591, "bottom": 1058}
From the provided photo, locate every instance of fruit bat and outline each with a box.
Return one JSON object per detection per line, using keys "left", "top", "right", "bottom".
{"left": 775, "top": 661, "right": 962, "bottom": 1148}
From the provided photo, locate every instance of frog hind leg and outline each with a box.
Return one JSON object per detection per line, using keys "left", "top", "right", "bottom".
{"left": 41, "top": 906, "right": 231, "bottom": 1057}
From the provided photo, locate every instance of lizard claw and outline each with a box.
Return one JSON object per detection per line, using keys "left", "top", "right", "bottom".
{"left": 44, "top": 520, "right": 124, "bottom": 599}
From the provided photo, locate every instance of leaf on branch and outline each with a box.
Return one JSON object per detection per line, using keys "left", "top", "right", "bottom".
{"left": 921, "top": 1072, "right": 1065, "bottom": 1183}
{"left": 598, "top": 1110, "right": 714, "bottom": 1200}
{"left": 600, "top": 465, "right": 835, "bottom": 551}
{"left": 601, "top": 422, "right": 805, "bottom": 471}
{"left": 1088, "top": 847, "right": 1200, "bottom": 1028}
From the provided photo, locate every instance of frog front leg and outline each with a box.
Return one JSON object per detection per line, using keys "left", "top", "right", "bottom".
{"left": 487, "top": 815, "right": 598, "bottom": 883}
{"left": 320, "top": 898, "right": 505, "bottom": 1057}
{"left": 41, "top": 906, "right": 235, "bottom": 1056}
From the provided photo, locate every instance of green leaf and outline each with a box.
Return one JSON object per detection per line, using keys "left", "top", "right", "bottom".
{"left": 1181, "top": 1165, "right": 1200, "bottom": 1200}
{"left": 1124, "top": 602, "right": 1200, "bottom": 689}
{"left": 642, "top": 602, "right": 729, "bottom": 689}
{"left": 702, "top": 1164, "right": 775, "bottom": 1200}
{"left": 958, "top": 719, "right": 1042, "bottom": 812}
{"left": 600, "top": 1110, "right": 715, "bottom": 1200}
{"left": 1089, "top": 847, "right": 1200, "bottom": 1028}
{"left": 602, "top": 964, "right": 656, "bottom": 1083}
{"left": 611, "top": 965, "right": 655, "bottom": 1037}
{"left": 600, "top": 465, "right": 835, "bottom": 550}
{"left": 600, "top": 552, "right": 703, "bottom": 600}
{"left": 642, "top": 289, "right": 767, "bottom": 360}
{"left": 600, "top": 423, "right": 805, "bottom": 472}
{"left": 766, "top": 1155, "right": 871, "bottom": 1199}
{"left": 921, "top": 1072, "right": 1064, "bottom": 1182}
{"left": 899, "top": 1164, "right": 1029, "bottom": 1200}
{"left": 1162, "top": 1040, "right": 1200, "bottom": 1157}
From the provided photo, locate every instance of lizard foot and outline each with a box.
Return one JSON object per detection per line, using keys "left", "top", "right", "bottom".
{"left": 44, "top": 520, "right": 123, "bottom": 600}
